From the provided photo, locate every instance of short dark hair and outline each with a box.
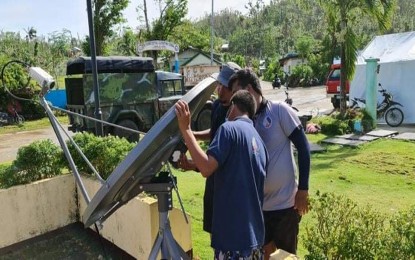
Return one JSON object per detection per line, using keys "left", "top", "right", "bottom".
{"left": 228, "top": 69, "right": 262, "bottom": 95}
{"left": 230, "top": 90, "right": 257, "bottom": 119}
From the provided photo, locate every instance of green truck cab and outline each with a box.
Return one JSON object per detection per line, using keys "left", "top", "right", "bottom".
{"left": 65, "top": 56, "right": 212, "bottom": 142}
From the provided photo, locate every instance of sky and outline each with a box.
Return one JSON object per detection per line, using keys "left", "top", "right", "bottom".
{"left": 0, "top": 0, "right": 269, "bottom": 38}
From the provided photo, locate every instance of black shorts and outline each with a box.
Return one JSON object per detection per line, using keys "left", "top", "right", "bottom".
{"left": 263, "top": 207, "right": 301, "bottom": 254}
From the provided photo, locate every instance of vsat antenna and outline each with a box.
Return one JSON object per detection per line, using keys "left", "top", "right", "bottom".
{"left": 36, "top": 68, "right": 216, "bottom": 259}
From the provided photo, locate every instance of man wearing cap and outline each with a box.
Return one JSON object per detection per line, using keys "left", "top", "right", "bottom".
{"left": 176, "top": 90, "right": 268, "bottom": 259}
{"left": 229, "top": 69, "right": 310, "bottom": 259}
{"left": 178, "top": 62, "right": 241, "bottom": 236}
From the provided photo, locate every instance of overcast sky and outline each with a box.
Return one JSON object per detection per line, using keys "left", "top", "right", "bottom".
{"left": 1, "top": 0, "right": 269, "bottom": 38}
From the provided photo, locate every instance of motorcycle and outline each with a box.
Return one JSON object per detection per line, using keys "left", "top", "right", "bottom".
{"left": 272, "top": 76, "right": 281, "bottom": 89}
{"left": 284, "top": 87, "right": 299, "bottom": 112}
{"left": 349, "top": 83, "right": 404, "bottom": 127}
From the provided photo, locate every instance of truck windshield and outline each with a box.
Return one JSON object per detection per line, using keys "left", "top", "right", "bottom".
{"left": 329, "top": 69, "right": 341, "bottom": 80}
{"left": 160, "top": 80, "right": 183, "bottom": 97}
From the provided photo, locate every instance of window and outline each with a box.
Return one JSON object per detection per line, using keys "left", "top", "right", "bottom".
{"left": 329, "top": 69, "right": 341, "bottom": 80}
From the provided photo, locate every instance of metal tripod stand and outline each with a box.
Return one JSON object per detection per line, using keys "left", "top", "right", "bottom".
{"left": 143, "top": 180, "right": 190, "bottom": 260}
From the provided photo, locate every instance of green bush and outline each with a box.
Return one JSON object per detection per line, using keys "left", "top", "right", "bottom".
{"left": 303, "top": 192, "right": 415, "bottom": 260}
{"left": 312, "top": 115, "right": 351, "bottom": 136}
{"left": 67, "top": 132, "right": 135, "bottom": 179}
{"left": 0, "top": 132, "right": 136, "bottom": 188}
{"left": 0, "top": 140, "right": 65, "bottom": 188}
{"left": 290, "top": 64, "right": 313, "bottom": 87}
{"left": 381, "top": 206, "right": 415, "bottom": 259}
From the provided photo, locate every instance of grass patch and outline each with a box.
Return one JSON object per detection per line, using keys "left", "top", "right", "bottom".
{"left": 171, "top": 138, "right": 415, "bottom": 259}
{"left": 0, "top": 115, "right": 68, "bottom": 134}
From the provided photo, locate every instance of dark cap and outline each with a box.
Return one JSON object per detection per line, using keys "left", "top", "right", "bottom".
{"left": 211, "top": 62, "right": 241, "bottom": 88}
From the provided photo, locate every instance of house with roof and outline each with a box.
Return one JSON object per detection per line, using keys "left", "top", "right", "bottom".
{"left": 279, "top": 52, "right": 307, "bottom": 76}
{"left": 170, "top": 47, "right": 222, "bottom": 88}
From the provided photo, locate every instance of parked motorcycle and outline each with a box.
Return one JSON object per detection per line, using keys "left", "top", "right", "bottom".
{"left": 349, "top": 83, "right": 404, "bottom": 127}
{"left": 284, "top": 87, "right": 299, "bottom": 112}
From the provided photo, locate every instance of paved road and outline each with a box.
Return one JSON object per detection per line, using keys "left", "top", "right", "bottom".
{"left": 260, "top": 81, "right": 333, "bottom": 115}
{"left": 0, "top": 124, "right": 73, "bottom": 164}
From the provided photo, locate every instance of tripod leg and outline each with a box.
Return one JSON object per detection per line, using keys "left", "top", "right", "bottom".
{"left": 163, "top": 222, "right": 190, "bottom": 260}
{"left": 148, "top": 231, "right": 164, "bottom": 260}
{"left": 148, "top": 211, "right": 190, "bottom": 260}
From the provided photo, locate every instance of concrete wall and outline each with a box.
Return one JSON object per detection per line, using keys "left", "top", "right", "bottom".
{"left": 78, "top": 177, "right": 192, "bottom": 259}
{"left": 0, "top": 174, "right": 192, "bottom": 259}
{"left": 0, "top": 175, "right": 77, "bottom": 248}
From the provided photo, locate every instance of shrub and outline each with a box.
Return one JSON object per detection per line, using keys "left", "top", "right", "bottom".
{"left": 1, "top": 139, "right": 65, "bottom": 187}
{"left": 303, "top": 192, "right": 415, "bottom": 259}
{"left": 283, "top": 64, "right": 314, "bottom": 88}
{"left": 0, "top": 132, "right": 136, "bottom": 188}
{"left": 381, "top": 206, "right": 415, "bottom": 259}
{"left": 303, "top": 192, "right": 386, "bottom": 259}
{"left": 312, "top": 115, "right": 351, "bottom": 136}
{"left": 67, "top": 132, "right": 135, "bottom": 179}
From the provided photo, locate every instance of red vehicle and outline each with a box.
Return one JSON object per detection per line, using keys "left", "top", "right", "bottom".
{"left": 325, "top": 64, "right": 350, "bottom": 108}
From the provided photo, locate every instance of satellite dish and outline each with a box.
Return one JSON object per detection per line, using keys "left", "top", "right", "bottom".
{"left": 83, "top": 77, "right": 216, "bottom": 227}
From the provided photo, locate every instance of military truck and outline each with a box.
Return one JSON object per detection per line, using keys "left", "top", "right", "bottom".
{"left": 65, "top": 56, "right": 212, "bottom": 142}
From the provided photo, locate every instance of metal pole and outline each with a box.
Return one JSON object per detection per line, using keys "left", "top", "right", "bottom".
{"left": 210, "top": 0, "right": 214, "bottom": 65}
{"left": 86, "top": 0, "right": 103, "bottom": 136}
{"left": 365, "top": 58, "right": 380, "bottom": 127}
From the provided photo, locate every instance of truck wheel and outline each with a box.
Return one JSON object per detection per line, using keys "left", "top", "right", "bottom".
{"left": 195, "top": 107, "right": 212, "bottom": 131}
{"left": 113, "top": 119, "right": 140, "bottom": 142}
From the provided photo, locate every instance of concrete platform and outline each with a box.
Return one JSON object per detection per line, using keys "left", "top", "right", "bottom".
{"left": 392, "top": 132, "right": 415, "bottom": 140}
{"left": 338, "top": 134, "right": 380, "bottom": 141}
{"left": 321, "top": 137, "right": 367, "bottom": 147}
{"left": 309, "top": 142, "right": 326, "bottom": 153}
{"left": 366, "top": 129, "right": 398, "bottom": 137}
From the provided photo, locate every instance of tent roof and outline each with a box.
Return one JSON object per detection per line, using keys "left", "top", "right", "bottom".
{"left": 357, "top": 31, "right": 415, "bottom": 64}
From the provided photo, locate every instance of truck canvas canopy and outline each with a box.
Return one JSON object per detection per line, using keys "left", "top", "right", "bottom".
{"left": 66, "top": 56, "right": 155, "bottom": 75}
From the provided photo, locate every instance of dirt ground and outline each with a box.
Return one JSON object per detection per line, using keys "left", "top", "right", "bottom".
{"left": 0, "top": 223, "right": 134, "bottom": 259}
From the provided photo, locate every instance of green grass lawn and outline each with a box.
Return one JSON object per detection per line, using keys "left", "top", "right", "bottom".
{"left": 172, "top": 137, "right": 415, "bottom": 259}
{"left": 0, "top": 115, "right": 68, "bottom": 135}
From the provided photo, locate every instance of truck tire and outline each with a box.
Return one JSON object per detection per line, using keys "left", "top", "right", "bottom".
{"left": 113, "top": 119, "right": 140, "bottom": 142}
{"left": 195, "top": 107, "right": 212, "bottom": 131}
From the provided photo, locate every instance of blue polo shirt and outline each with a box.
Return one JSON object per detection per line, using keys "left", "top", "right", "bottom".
{"left": 207, "top": 117, "right": 267, "bottom": 252}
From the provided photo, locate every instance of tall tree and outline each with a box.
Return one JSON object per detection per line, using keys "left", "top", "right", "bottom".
{"left": 316, "top": 0, "right": 396, "bottom": 114}
{"left": 138, "top": 0, "right": 188, "bottom": 63}
{"left": 92, "top": 0, "right": 129, "bottom": 55}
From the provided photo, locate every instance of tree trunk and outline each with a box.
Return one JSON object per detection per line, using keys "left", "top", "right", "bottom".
{"left": 339, "top": 10, "right": 348, "bottom": 115}
{"left": 340, "top": 43, "right": 347, "bottom": 115}
{"left": 143, "top": 0, "right": 150, "bottom": 34}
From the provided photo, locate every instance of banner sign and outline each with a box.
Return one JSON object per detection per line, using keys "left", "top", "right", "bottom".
{"left": 137, "top": 41, "right": 179, "bottom": 54}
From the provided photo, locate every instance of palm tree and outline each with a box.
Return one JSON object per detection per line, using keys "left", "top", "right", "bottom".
{"left": 318, "top": 0, "right": 396, "bottom": 115}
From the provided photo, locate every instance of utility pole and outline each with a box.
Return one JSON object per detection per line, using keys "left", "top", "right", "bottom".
{"left": 86, "top": 0, "right": 103, "bottom": 136}
{"left": 210, "top": 0, "right": 214, "bottom": 65}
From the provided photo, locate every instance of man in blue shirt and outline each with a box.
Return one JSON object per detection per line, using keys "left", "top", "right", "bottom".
{"left": 176, "top": 90, "right": 268, "bottom": 259}
{"left": 179, "top": 63, "right": 240, "bottom": 235}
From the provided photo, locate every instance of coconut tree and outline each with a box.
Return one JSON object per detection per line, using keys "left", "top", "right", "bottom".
{"left": 317, "top": 0, "right": 396, "bottom": 114}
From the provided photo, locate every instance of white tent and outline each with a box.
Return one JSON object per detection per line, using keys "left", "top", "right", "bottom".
{"left": 350, "top": 31, "right": 415, "bottom": 124}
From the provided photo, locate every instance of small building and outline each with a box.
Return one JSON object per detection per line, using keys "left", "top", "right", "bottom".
{"left": 170, "top": 47, "right": 222, "bottom": 88}
{"left": 279, "top": 52, "right": 307, "bottom": 75}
